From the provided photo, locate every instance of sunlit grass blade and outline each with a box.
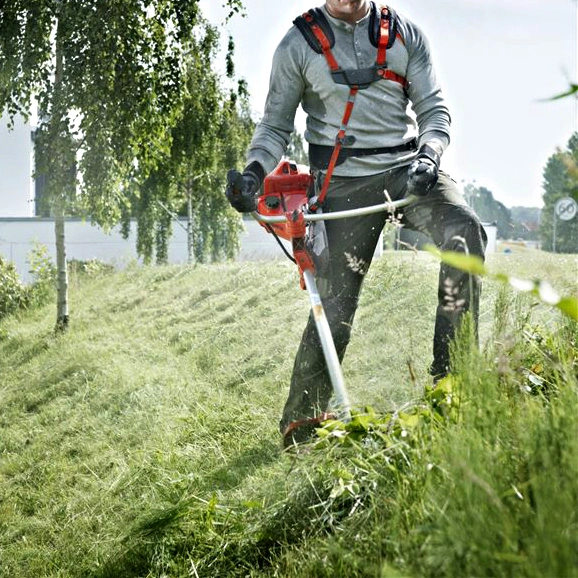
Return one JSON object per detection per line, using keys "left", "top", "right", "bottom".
{"left": 544, "top": 84, "right": 578, "bottom": 101}
{"left": 425, "top": 245, "right": 487, "bottom": 275}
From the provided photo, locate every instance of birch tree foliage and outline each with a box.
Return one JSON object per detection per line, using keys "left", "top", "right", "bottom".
{"left": 129, "top": 29, "right": 254, "bottom": 264}
{"left": 180, "top": 56, "right": 255, "bottom": 264}
{"left": 0, "top": 0, "right": 246, "bottom": 329}
{"left": 0, "top": 0, "right": 246, "bottom": 223}
{"left": 3, "top": 0, "right": 196, "bottom": 207}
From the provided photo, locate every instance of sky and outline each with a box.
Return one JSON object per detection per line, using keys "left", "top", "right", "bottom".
{"left": 199, "top": 0, "right": 577, "bottom": 209}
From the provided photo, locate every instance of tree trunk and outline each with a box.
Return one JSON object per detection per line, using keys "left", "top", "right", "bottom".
{"left": 54, "top": 205, "right": 69, "bottom": 332}
{"left": 52, "top": 0, "right": 69, "bottom": 333}
{"left": 187, "top": 184, "right": 194, "bottom": 264}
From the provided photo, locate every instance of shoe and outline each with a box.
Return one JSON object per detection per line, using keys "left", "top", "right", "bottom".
{"left": 430, "top": 361, "right": 449, "bottom": 384}
{"left": 431, "top": 372, "right": 447, "bottom": 385}
{"left": 282, "top": 412, "right": 336, "bottom": 450}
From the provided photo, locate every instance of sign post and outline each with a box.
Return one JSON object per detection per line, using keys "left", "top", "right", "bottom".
{"left": 553, "top": 197, "right": 577, "bottom": 252}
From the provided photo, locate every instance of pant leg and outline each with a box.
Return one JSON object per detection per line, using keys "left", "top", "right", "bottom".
{"left": 385, "top": 168, "right": 488, "bottom": 378}
{"left": 280, "top": 172, "right": 388, "bottom": 432}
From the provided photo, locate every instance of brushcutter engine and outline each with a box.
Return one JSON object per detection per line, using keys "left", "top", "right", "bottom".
{"left": 256, "top": 160, "right": 314, "bottom": 240}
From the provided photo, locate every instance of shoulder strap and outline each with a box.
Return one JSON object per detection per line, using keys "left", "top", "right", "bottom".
{"left": 368, "top": 3, "right": 401, "bottom": 49}
{"left": 293, "top": 8, "right": 335, "bottom": 55}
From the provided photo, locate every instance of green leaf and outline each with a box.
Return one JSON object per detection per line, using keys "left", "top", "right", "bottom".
{"left": 425, "top": 245, "right": 488, "bottom": 276}
{"left": 397, "top": 412, "right": 420, "bottom": 430}
{"left": 347, "top": 413, "right": 374, "bottom": 433}
{"left": 557, "top": 296, "right": 578, "bottom": 321}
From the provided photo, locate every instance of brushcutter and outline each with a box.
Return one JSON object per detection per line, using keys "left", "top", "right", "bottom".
{"left": 249, "top": 159, "right": 414, "bottom": 423}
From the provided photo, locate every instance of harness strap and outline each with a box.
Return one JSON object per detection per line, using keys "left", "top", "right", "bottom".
{"left": 378, "top": 68, "right": 409, "bottom": 89}
{"left": 303, "top": 12, "right": 340, "bottom": 72}
{"left": 295, "top": 5, "right": 407, "bottom": 90}
{"left": 293, "top": 8, "right": 335, "bottom": 54}
{"left": 369, "top": 2, "right": 400, "bottom": 48}
{"left": 311, "top": 86, "right": 359, "bottom": 211}
{"left": 375, "top": 7, "right": 407, "bottom": 89}
{"left": 376, "top": 6, "right": 390, "bottom": 66}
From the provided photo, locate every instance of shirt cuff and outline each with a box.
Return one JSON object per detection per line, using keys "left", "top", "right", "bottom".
{"left": 418, "top": 130, "right": 449, "bottom": 157}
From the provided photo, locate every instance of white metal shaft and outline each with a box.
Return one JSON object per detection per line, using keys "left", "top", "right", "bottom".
{"left": 254, "top": 196, "right": 414, "bottom": 224}
{"left": 302, "top": 268, "right": 351, "bottom": 422}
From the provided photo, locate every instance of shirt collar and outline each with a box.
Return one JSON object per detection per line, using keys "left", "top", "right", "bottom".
{"left": 321, "top": 4, "right": 371, "bottom": 31}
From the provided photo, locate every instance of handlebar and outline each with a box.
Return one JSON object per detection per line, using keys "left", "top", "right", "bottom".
{"left": 252, "top": 196, "right": 415, "bottom": 224}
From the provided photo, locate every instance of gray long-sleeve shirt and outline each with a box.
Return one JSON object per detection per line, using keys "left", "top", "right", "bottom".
{"left": 247, "top": 4, "right": 451, "bottom": 177}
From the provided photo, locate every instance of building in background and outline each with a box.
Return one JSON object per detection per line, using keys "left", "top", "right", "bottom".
{"left": 0, "top": 114, "right": 35, "bottom": 217}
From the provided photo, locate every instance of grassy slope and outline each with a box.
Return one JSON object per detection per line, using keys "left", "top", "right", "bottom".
{"left": 0, "top": 252, "right": 576, "bottom": 577}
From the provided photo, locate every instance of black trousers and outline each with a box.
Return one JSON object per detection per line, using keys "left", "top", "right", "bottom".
{"left": 280, "top": 166, "right": 488, "bottom": 432}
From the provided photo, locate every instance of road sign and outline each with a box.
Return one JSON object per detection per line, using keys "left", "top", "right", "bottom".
{"left": 555, "top": 197, "right": 578, "bottom": 221}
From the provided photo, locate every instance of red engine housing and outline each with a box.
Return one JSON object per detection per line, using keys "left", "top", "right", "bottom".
{"left": 257, "top": 160, "right": 313, "bottom": 241}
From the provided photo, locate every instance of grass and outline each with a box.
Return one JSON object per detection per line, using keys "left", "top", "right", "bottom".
{"left": 0, "top": 250, "right": 576, "bottom": 577}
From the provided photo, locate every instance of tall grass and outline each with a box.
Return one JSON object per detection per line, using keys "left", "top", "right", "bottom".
{"left": 0, "top": 251, "right": 576, "bottom": 577}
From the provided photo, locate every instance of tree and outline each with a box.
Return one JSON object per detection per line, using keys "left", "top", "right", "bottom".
{"left": 464, "top": 183, "right": 513, "bottom": 239}
{"left": 202, "top": 83, "right": 254, "bottom": 262}
{"left": 127, "top": 29, "right": 254, "bottom": 265}
{"left": 0, "top": 0, "right": 244, "bottom": 330}
{"left": 540, "top": 133, "right": 578, "bottom": 253}
{"left": 286, "top": 131, "right": 308, "bottom": 165}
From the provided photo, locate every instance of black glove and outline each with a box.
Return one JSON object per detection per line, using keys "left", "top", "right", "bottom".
{"left": 407, "top": 144, "right": 441, "bottom": 196}
{"left": 225, "top": 162, "right": 265, "bottom": 213}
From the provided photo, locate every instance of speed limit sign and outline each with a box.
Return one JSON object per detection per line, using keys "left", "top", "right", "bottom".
{"left": 555, "top": 197, "right": 578, "bottom": 221}
{"left": 552, "top": 197, "right": 577, "bottom": 252}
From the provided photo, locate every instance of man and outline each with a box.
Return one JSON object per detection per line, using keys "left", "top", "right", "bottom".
{"left": 226, "top": 0, "right": 487, "bottom": 446}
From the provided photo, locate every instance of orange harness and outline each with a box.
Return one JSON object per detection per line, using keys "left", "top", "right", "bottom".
{"left": 294, "top": 4, "right": 409, "bottom": 210}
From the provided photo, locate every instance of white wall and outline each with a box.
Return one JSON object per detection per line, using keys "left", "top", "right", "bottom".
{"left": 0, "top": 219, "right": 143, "bottom": 282}
{"left": 0, "top": 217, "right": 291, "bottom": 283}
{"left": 0, "top": 115, "right": 34, "bottom": 217}
{"left": 240, "top": 217, "right": 293, "bottom": 260}
{"left": 483, "top": 224, "right": 498, "bottom": 254}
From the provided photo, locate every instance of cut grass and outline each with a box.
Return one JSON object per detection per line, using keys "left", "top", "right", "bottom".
{"left": 0, "top": 251, "right": 576, "bottom": 577}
